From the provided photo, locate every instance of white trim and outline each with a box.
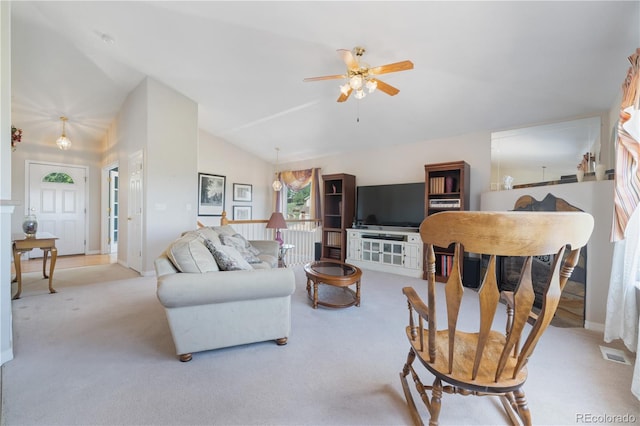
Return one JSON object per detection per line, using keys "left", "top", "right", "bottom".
{"left": 101, "top": 161, "right": 119, "bottom": 255}
{"left": 1, "top": 347, "right": 13, "bottom": 365}
{"left": 584, "top": 321, "right": 605, "bottom": 332}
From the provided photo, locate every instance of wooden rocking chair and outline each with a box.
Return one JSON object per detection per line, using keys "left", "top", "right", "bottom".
{"left": 400, "top": 211, "right": 594, "bottom": 426}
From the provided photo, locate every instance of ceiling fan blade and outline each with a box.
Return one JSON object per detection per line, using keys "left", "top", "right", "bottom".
{"left": 303, "top": 74, "right": 346, "bottom": 82}
{"left": 371, "top": 79, "right": 400, "bottom": 96}
{"left": 337, "top": 49, "right": 359, "bottom": 70}
{"left": 337, "top": 87, "right": 353, "bottom": 102}
{"left": 370, "top": 60, "right": 414, "bottom": 75}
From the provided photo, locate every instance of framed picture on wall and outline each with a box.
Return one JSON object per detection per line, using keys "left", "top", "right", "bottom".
{"left": 233, "top": 205, "right": 252, "bottom": 220}
{"left": 198, "top": 173, "right": 225, "bottom": 216}
{"left": 233, "top": 183, "right": 252, "bottom": 202}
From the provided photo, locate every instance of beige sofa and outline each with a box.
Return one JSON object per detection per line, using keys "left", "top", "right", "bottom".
{"left": 154, "top": 225, "right": 296, "bottom": 362}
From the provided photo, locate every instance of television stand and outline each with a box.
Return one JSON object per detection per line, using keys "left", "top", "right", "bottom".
{"left": 361, "top": 234, "right": 405, "bottom": 241}
{"left": 346, "top": 228, "right": 423, "bottom": 278}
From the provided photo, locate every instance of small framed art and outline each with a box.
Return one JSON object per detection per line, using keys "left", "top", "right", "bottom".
{"left": 198, "top": 173, "right": 226, "bottom": 216}
{"left": 233, "top": 205, "right": 252, "bottom": 220}
{"left": 233, "top": 183, "right": 252, "bottom": 202}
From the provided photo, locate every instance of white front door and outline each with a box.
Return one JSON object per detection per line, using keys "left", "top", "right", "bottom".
{"left": 28, "top": 162, "right": 86, "bottom": 257}
{"left": 127, "top": 151, "right": 143, "bottom": 273}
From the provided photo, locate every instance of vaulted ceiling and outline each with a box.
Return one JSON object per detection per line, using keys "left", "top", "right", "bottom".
{"left": 10, "top": 1, "right": 640, "bottom": 164}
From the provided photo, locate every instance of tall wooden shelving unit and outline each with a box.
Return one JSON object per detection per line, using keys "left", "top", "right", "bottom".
{"left": 321, "top": 173, "right": 356, "bottom": 262}
{"left": 424, "top": 161, "right": 470, "bottom": 281}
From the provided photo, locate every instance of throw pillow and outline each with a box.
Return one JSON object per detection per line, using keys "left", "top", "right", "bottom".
{"left": 220, "top": 234, "right": 261, "bottom": 264}
{"left": 196, "top": 226, "right": 221, "bottom": 245}
{"left": 232, "top": 233, "right": 261, "bottom": 256}
{"left": 212, "top": 225, "right": 237, "bottom": 237}
{"left": 167, "top": 233, "right": 219, "bottom": 273}
{"left": 204, "top": 239, "right": 253, "bottom": 271}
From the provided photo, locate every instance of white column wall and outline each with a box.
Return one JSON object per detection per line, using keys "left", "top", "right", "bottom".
{"left": 0, "top": 0, "right": 14, "bottom": 365}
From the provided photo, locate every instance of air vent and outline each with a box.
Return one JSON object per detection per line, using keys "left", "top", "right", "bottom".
{"left": 599, "top": 345, "right": 631, "bottom": 365}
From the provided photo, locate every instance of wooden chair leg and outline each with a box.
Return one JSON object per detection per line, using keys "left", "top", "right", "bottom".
{"left": 500, "top": 392, "right": 523, "bottom": 426}
{"left": 429, "top": 378, "right": 443, "bottom": 426}
{"left": 514, "top": 389, "right": 532, "bottom": 426}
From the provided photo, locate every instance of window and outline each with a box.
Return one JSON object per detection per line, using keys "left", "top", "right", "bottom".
{"left": 42, "top": 172, "right": 74, "bottom": 183}
{"left": 285, "top": 184, "right": 311, "bottom": 219}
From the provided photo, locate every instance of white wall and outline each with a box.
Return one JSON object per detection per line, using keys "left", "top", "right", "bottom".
{"left": 0, "top": 0, "right": 14, "bottom": 365}
{"left": 197, "top": 130, "right": 274, "bottom": 225}
{"left": 114, "top": 78, "right": 199, "bottom": 274}
{"left": 279, "top": 130, "right": 492, "bottom": 211}
{"left": 145, "top": 79, "right": 199, "bottom": 272}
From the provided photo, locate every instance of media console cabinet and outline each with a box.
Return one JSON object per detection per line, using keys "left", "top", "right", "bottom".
{"left": 345, "top": 228, "right": 423, "bottom": 278}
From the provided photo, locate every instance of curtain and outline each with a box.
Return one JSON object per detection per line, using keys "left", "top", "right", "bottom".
{"left": 277, "top": 168, "right": 320, "bottom": 219}
{"left": 605, "top": 48, "right": 640, "bottom": 401}
{"left": 276, "top": 168, "right": 321, "bottom": 219}
{"left": 611, "top": 48, "right": 640, "bottom": 241}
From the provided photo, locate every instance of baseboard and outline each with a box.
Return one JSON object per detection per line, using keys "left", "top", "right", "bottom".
{"left": 86, "top": 249, "right": 100, "bottom": 255}
{"left": 1, "top": 347, "right": 14, "bottom": 366}
{"left": 584, "top": 321, "right": 605, "bottom": 332}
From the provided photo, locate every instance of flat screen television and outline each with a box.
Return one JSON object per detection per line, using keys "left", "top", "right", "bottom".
{"left": 356, "top": 182, "right": 425, "bottom": 228}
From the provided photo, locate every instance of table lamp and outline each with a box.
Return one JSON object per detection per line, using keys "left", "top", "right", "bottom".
{"left": 266, "top": 212, "right": 287, "bottom": 246}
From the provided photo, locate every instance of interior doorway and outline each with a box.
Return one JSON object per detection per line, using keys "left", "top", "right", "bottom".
{"left": 102, "top": 163, "right": 120, "bottom": 256}
{"left": 108, "top": 167, "right": 119, "bottom": 254}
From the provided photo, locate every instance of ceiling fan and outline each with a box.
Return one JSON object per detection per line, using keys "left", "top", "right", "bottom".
{"left": 303, "top": 46, "right": 414, "bottom": 102}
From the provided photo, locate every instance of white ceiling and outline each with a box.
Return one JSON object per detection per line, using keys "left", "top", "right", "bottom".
{"left": 9, "top": 1, "right": 640, "bottom": 164}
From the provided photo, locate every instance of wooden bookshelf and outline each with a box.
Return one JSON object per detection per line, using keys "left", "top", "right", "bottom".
{"left": 424, "top": 161, "right": 470, "bottom": 281}
{"left": 321, "top": 173, "right": 356, "bottom": 262}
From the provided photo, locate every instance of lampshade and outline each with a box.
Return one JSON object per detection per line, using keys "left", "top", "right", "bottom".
{"left": 266, "top": 212, "right": 287, "bottom": 230}
{"left": 56, "top": 116, "right": 72, "bottom": 150}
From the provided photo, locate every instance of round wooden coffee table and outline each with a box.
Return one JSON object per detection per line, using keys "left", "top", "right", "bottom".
{"left": 304, "top": 261, "right": 362, "bottom": 309}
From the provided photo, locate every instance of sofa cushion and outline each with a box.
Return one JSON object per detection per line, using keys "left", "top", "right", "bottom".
{"left": 196, "top": 227, "right": 222, "bottom": 245}
{"left": 167, "top": 233, "right": 219, "bottom": 273}
{"left": 212, "top": 225, "right": 238, "bottom": 237}
{"left": 258, "top": 254, "right": 278, "bottom": 269}
{"left": 204, "top": 239, "right": 253, "bottom": 271}
{"left": 220, "top": 234, "right": 261, "bottom": 264}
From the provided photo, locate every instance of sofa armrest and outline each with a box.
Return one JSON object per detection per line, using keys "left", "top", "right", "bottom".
{"left": 249, "top": 239, "right": 279, "bottom": 258}
{"left": 157, "top": 267, "right": 295, "bottom": 309}
{"left": 155, "top": 253, "right": 178, "bottom": 276}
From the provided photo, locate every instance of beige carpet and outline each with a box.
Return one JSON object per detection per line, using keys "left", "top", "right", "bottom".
{"left": 2, "top": 264, "right": 638, "bottom": 425}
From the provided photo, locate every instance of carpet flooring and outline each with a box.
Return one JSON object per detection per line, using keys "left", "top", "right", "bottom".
{"left": 1, "top": 264, "right": 638, "bottom": 425}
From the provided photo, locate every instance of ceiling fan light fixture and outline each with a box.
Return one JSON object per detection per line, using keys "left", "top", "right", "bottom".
{"left": 56, "top": 116, "right": 72, "bottom": 150}
{"left": 354, "top": 89, "right": 366, "bottom": 100}
{"left": 365, "top": 79, "right": 377, "bottom": 93}
{"left": 340, "top": 83, "right": 351, "bottom": 96}
{"left": 349, "top": 75, "right": 363, "bottom": 90}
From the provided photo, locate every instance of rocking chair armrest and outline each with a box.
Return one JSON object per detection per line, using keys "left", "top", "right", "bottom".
{"left": 402, "top": 286, "right": 430, "bottom": 320}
